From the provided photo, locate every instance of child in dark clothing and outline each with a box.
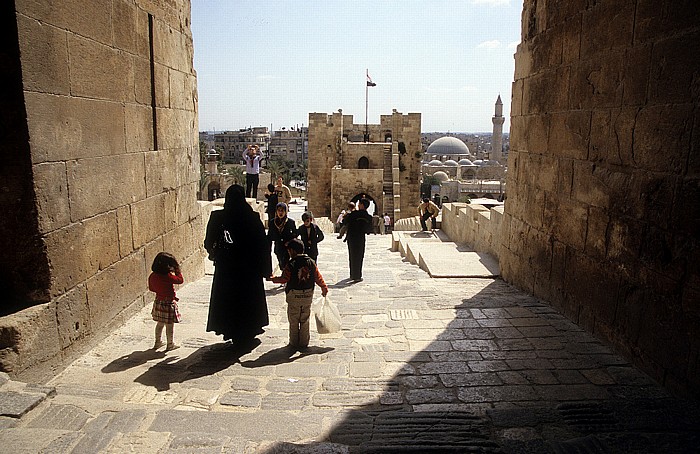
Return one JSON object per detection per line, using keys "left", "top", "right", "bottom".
{"left": 296, "top": 211, "right": 324, "bottom": 263}
{"left": 271, "top": 239, "right": 329, "bottom": 349}
{"left": 267, "top": 202, "right": 297, "bottom": 271}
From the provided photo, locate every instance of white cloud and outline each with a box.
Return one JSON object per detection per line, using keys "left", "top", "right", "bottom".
{"left": 471, "top": 0, "right": 510, "bottom": 6}
{"left": 477, "top": 40, "right": 501, "bottom": 49}
{"left": 508, "top": 41, "right": 520, "bottom": 50}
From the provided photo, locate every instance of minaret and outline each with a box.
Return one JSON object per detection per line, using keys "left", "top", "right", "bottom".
{"left": 491, "top": 95, "right": 504, "bottom": 163}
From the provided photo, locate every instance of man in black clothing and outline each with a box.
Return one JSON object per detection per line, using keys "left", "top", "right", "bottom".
{"left": 342, "top": 198, "right": 373, "bottom": 282}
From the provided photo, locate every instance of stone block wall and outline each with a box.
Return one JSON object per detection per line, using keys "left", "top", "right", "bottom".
{"left": 502, "top": 0, "right": 700, "bottom": 396}
{"left": 330, "top": 169, "right": 384, "bottom": 219}
{"left": 0, "top": 0, "right": 203, "bottom": 380}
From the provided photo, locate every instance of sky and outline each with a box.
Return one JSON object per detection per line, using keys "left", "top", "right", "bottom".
{"left": 191, "top": 0, "right": 523, "bottom": 133}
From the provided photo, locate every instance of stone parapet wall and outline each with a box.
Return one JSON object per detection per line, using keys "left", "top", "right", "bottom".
{"left": 441, "top": 203, "right": 506, "bottom": 259}
{"left": 0, "top": 0, "right": 203, "bottom": 381}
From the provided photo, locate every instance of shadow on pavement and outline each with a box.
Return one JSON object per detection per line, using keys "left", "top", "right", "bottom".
{"left": 240, "top": 345, "right": 334, "bottom": 368}
{"left": 260, "top": 280, "right": 700, "bottom": 453}
{"left": 101, "top": 349, "right": 166, "bottom": 373}
{"left": 133, "top": 339, "right": 261, "bottom": 391}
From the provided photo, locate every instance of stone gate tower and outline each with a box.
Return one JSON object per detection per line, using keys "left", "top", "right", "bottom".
{"left": 307, "top": 110, "right": 421, "bottom": 224}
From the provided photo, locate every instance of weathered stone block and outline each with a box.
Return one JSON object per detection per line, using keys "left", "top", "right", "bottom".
{"left": 125, "top": 103, "right": 154, "bottom": 152}
{"left": 16, "top": 15, "right": 70, "bottom": 95}
{"left": 569, "top": 53, "right": 624, "bottom": 110}
{"left": 548, "top": 111, "right": 590, "bottom": 161}
{"left": 112, "top": 0, "right": 137, "bottom": 54}
{"left": 116, "top": 205, "right": 134, "bottom": 258}
{"left": 553, "top": 199, "right": 588, "bottom": 252}
{"left": 580, "top": 0, "right": 634, "bottom": 58}
{"left": 572, "top": 161, "right": 611, "bottom": 209}
{"left": 633, "top": 104, "right": 692, "bottom": 174}
{"left": 156, "top": 107, "right": 196, "bottom": 151}
{"left": 0, "top": 303, "right": 60, "bottom": 373}
{"left": 648, "top": 30, "right": 700, "bottom": 104}
{"left": 170, "top": 70, "right": 196, "bottom": 111}
{"left": 584, "top": 206, "right": 608, "bottom": 260}
{"left": 17, "top": 0, "right": 112, "bottom": 46}
{"left": 45, "top": 211, "right": 120, "bottom": 295}
{"left": 32, "top": 162, "right": 70, "bottom": 233}
{"left": 25, "top": 93, "right": 126, "bottom": 163}
{"left": 66, "top": 154, "right": 147, "bottom": 221}
{"left": 131, "top": 194, "right": 166, "bottom": 248}
{"left": 85, "top": 251, "right": 147, "bottom": 330}
{"left": 69, "top": 34, "right": 134, "bottom": 102}
{"left": 133, "top": 56, "right": 152, "bottom": 105}
{"left": 55, "top": 284, "right": 90, "bottom": 349}
{"left": 154, "top": 63, "right": 170, "bottom": 108}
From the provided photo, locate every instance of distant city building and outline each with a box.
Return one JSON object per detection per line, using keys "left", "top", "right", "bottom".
{"left": 214, "top": 127, "right": 270, "bottom": 163}
{"left": 268, "top": 126, "right": 308, "bottom": 169}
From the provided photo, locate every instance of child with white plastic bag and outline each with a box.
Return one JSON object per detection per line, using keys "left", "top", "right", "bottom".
{"left": 270, "top": 238, "right": 330, "bottom": 350}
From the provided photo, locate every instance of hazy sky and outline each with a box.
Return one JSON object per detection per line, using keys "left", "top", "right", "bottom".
{"left": 191, "top": 0, "right": 523, "bottom": 133}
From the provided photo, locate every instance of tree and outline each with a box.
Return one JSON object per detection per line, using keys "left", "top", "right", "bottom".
{"left": 227, "top": 165, "right": 245, "bottom": 185}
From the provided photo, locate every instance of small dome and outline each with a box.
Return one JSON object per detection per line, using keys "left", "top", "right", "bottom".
{"left": 444, "top": 159, "right": 459, "bottom": 167}
{"left": 432, "top": 171, "right": 449, "bottom": 182}
{"left": 426, "top": 137, "right": 470, "bottom": 156}
{"left": 458, "top": 158, "right": 474, "bottom": 166}
{"left": 428, "top": 159, "right": 442, "bottom": 166}
{"left": 473, "top": 159, "right": 484, "bottom": 166}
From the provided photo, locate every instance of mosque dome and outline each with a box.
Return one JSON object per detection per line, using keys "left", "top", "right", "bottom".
{"left": 473, "top": 159, "right": 484, "bottom": 166}
{"left": 432, "top": 171, "right": 449, "bottom": 182}
{"left": 426, "top": 137, "right": 470, "bottom": 156}
{"left": 458, "top": 158, "right": 474, "bottom": 166}
{"left": 428, "top": 159, "right": 443, "bottom": 166}
{"left": 444, "top": 159, "right": 459, "bottom": 167}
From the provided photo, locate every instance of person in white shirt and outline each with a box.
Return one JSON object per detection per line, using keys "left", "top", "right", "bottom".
{"left": 243, "top": 144, "right": 263, "bottom": 199}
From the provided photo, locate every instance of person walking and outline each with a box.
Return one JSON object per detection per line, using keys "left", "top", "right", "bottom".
{"left": 343, "top": 198, "right": 373, "bottom": 282}
{"left": 275, "top": 176, "right": 292, "bottom": 206}
{"left": 418, "top": 197, "right": 440, "bottom": 231}
{"left": 204, "top": 184, "right": 272, "bottom": 345}
{"left": 243, "top": 144, "right": 262, "bottom": 199}
{"left": 148, "top": 252, "right": 183, "bottom": 351}
{"left": 296, "top": 211, "right": 324, "bottom": 263}
{"left": 268, "top": 202, "right": 297, "bottom": 271}
{"left": 264, "top": 183, "right": 278, "bottom": 224}
{"left": 383, "top": 213, "right": 392, "bottom": 234}
{"left": 336, "top": 201, "right": 355, "bottom": 240}
{"left": 270, "top": 239, "right": 329, "bottom": 350}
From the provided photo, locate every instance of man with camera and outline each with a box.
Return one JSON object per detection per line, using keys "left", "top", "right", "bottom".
{"left": 243, "top": 144, "right": 263, "bottom": 199}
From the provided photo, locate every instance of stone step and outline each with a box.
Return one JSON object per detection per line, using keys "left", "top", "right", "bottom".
{"left": 391, "top": 230, "right": 499, "bottom": 278}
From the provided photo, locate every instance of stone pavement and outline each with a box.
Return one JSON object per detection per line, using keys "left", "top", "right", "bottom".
{"left": 0, "top": 227, "right": 698, "bottom": 453}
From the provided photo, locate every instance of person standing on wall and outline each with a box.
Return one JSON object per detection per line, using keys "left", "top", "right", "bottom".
{"left": 343, "top": 198, "right": 373, "bottom": 282}
{"left": 243, "top": 144, "right": 262, "bottom": 199}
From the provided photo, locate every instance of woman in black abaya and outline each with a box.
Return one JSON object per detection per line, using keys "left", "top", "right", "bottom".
{"left": 204, "top": 184, "right": 272, "bottom": 343}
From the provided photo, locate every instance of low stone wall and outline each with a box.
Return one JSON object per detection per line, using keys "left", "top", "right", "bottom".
{"left": 440, "top": 203, "right": 506, "bottom": 259}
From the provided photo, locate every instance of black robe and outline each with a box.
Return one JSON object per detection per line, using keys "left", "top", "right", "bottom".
{"left": 204, "top": 185, "right": 272, "bottom": 341}
{"left": 296, "top": 223, "right": 325, "bottom": 263}
{"left": 343, "top": 209, "right": 373, "bottom": 280}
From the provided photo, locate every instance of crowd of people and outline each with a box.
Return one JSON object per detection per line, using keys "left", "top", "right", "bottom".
{"left": 149, "top": 182, "right": 439, "bottom": 352}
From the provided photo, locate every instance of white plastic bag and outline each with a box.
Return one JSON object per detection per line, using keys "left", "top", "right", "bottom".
{"left": 314, "top": 296, "right": 341, "bottom": 334}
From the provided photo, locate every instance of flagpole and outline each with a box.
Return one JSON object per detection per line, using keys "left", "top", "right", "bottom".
{"left": 365, "top": 69, "right": 369, "bottom": 142}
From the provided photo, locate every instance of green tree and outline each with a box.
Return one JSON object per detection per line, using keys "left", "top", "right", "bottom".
{"left": 227, "top": 165, "right": 245, "bottom": 185}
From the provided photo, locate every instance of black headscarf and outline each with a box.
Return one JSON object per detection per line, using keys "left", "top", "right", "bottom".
{"left": 223, "top": 184, "right": 254, "bottom": 223}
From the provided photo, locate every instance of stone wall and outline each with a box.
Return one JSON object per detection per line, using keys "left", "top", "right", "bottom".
{"left": 502, "top": 0, "right": 699, "bottom": 396}
{"left": 330, "top": 169, "right": 384, "bottom": 218}
{"left": 0, "top": 0, "right": 203, "bottom": 380}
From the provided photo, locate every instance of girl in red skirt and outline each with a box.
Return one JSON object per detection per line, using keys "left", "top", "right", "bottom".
{"left": 148, "top": 252, "right": 183, "bottom": 351}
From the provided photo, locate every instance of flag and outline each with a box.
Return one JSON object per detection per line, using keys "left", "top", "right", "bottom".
{"left": 367, "top": 74, "right": 376, "bottom": 87}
